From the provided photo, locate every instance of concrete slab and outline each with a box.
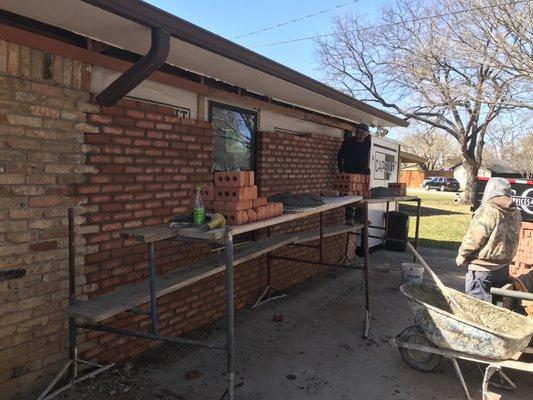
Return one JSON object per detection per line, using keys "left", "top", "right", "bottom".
{"left": 59, "top": 248, "right": 532, "bottom": 400}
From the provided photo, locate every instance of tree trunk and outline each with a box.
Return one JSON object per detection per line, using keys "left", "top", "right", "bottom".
{"left": 462, "top": 158, "right": 479, "bottom": 205}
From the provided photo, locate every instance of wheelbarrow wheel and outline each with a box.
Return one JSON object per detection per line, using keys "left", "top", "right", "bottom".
{"left": 398, "top": 325, "right": 443, "bottom": 373}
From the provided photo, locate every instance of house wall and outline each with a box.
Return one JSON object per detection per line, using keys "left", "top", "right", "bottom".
{"left": 0, "top": 36, "right": 348, "bottom": 399}
{"left": 453, "top": 165, "right": 491, "bottom": 189}
{"left": 0, "top": 39, "right": 94, "bottom": 398}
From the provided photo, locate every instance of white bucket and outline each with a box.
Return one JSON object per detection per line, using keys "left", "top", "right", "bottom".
{"left": 401, "top": 262, "right": 424, "bottom": 284}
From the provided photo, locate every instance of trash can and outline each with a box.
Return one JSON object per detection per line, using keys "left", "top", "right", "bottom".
{"left": 384, "top": 211, "right": 409, "bottom": 252}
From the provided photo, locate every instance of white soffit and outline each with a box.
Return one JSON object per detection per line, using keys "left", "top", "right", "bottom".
{"left": 1, "top": 0, "right": 402, "bottom": 127}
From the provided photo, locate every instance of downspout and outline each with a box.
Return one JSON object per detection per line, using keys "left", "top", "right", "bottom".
{"left": 95, "top": 27, "right": 170, "bottom": 107}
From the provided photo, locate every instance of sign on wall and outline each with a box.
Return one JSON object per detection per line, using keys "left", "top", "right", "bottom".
{"left": 374, "top": 151, "right": 397, "bottom": 181}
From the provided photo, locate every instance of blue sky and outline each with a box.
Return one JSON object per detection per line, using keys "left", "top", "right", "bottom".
{"left": 146, "top": 0, "right": 385, "bottom": 78}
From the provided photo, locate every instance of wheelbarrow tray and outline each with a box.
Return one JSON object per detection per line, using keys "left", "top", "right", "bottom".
{"left": 400, "top": 282, "right": 533, "bottom": 360}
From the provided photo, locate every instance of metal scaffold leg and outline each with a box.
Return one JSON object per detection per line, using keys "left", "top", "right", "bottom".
{"left": 38, "top": 208, "right": 114, "bottom": 400}
{"left": 225, "top": 228, "right": 236, "bottom": 400}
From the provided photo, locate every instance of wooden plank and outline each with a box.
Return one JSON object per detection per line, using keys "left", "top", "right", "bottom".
{"left": 68, "top": 234, "right": 298, "bottom": 322}
{"left": 293, "top": 224, "right": 363, "bottom": 244}
{"left": 179, "top": 196, "right": 362, "bottom": 241}
{"left": 120, "top": 225, "right": 179, "bottom": 243}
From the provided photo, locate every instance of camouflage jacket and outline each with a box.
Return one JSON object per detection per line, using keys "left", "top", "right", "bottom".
{"left": 457, "top": 196, "right": 522, "bottom": 271}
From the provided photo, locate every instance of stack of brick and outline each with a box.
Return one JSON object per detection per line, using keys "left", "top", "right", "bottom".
{"left": 333, "top": 173, "right": 370, "bottom": 198}
{"left": 510, "top": 222, "right": 533, "bottom": 278}
{"left": 213, "top": 171, "right": 283, "bottom": 225}
{"left": 388, "top": 182, "right": 407, "bottom": 196}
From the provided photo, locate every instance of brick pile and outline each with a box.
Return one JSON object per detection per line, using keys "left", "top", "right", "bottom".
{"left": 333, "top": 173, "right": 370, "bottom": 198}
{"left": 213, "top": 171, "right": 283, "bottom": 225}
{"left": 388, "top": 182, "right": 407, "bottom": 196}
{"left": 510, "top": 222, "right": 533, "bottom": 278}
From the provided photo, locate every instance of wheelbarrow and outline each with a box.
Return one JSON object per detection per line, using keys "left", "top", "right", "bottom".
{"left": 392, "top": 245, "right": 533, "bottom": 399}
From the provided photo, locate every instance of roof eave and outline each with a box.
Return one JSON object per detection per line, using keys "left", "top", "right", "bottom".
{"left": 81, "top": 0, "right": 408, "bottom": 128}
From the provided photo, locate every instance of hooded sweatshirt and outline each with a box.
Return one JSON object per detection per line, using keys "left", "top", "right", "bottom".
{"left": 457, "top": 178, "right": 522, "bottom": 271}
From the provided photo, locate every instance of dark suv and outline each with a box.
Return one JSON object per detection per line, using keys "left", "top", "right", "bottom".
{"left": 423, "top": 177, "right": 460, "bottom": 192}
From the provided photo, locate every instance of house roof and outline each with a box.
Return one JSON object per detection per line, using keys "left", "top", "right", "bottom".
{"left": 0, "top": 0, "right": 408, "bottom": 128}
{"left": 400, "top": 151, "right": 426, "bottom": 164}
{"left": 451, "top": 160, "right": 519, "bottom": 173}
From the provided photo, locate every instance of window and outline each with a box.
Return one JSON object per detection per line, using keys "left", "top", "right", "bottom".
{"left": 209, "top": 101, "right": 257, "bottom": 171}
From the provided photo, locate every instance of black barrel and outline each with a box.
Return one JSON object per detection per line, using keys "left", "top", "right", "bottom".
{"left": 385, "top": 211, "right": 409, "bottom": 252}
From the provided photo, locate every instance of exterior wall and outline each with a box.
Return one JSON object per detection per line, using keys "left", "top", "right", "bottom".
{"left": 510, "top": 222, "right": 533, "bottom": 278}
{"left": 0, "top": 39, "right": 94, "bottom": 398}
{"left": 258, "top": 109, "right": 343, "bottom": 138}
{"left": 0, "top": 37, "right": 348, "bottom": 398}
{"left": 256, "top": 131, "right": 340, "bottom": 196}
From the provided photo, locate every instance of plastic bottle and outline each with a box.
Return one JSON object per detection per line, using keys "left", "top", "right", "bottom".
{"left": 193, "top": 185, "right": 205, "bottom": 227}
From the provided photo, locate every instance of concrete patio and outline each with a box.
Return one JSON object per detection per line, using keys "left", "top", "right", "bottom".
{"left": 59, "top": 247, "right": 532, "bottom": 400}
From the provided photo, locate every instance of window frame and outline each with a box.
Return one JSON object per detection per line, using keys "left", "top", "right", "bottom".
{"left": 208, "top": 100, "right": 258, "bottom": 172}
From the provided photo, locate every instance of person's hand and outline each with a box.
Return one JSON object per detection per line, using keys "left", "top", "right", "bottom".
{"left": 455, "top": 255, "right": 467, "bottom": 268}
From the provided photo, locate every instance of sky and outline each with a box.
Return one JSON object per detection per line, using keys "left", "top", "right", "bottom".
{"left": 146, "top": 0, "right": 385, "bottom": 79}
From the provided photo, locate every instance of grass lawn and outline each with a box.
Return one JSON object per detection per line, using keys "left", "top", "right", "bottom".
{"left": 399, "top": 188, "right": 472, "bottom": 250}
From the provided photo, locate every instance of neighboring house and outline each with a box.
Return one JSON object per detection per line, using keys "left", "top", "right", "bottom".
{"left": 0, "top": 1, "right": 406, "bottom": 398}
{"left": 452, "top": 160, "right": 520, "bottom": 189}
{"left": 399, "top": 163, "right": 453, "bottom": 188}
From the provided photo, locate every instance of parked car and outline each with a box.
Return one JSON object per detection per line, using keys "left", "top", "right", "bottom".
{"left": 423, "top": 177, "right": 460, "bottom": 192}
{"left": 421, "top": 176, "right": 437, "bottom": 187}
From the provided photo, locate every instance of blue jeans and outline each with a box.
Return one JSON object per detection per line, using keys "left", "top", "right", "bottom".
{"left": 465, "top": 265, "right": 510, "bottom": 301}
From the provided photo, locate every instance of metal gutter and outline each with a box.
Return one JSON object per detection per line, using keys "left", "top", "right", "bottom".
{"left": 81, "top": 0, "right": 408, "bottom": 128}
{"left": 96, "top": 27, "right": 170, "bottom": 107}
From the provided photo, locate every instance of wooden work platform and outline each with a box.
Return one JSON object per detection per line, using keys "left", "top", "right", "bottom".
{"left": 70, "top": 221, "right": 362, "bottom": 322}
{"left": 69, "top": 234, "right": 297, "bottom": 322}
{"left": 178, "top": 196, "right": 362, "bottom": 242}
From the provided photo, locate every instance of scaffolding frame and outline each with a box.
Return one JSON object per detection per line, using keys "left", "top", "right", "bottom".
{"left": 43, "top": 196, "right": 420, "bottom": 400}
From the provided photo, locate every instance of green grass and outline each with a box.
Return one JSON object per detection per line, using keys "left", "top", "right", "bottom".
{"left": 399, "top": 189, "right": 471, "bottom": 250}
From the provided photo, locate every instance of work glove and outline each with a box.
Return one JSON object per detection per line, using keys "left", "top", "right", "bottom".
{"left": 455, "top": 255, "right": 468, "bottom": 269}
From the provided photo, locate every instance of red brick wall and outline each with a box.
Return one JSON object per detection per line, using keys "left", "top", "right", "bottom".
{"left": 80, "top": 98, "right": 214, "bottom": 294}
{"left": 510, "top": 222, "right": 533, "bottom": 278}
{"left": 256, "top": 131, "right": 340, "bottom": 196}
{"left": 77, "top": 121, "right": 347, "bottom": 364}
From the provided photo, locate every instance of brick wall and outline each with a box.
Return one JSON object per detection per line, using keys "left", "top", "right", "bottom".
{"left": 76, "top": 116, "right": 347, "bottom": 365}
{"left": 0, "top": 39, "right": 94, "bottom": 398}
{"left": 256, "top": 131, "right": 340, "bottom": 196}
{"left": 0, "top": 40, "right": 349, "bottom": 399}
{"left": 510, "top": 222, "right": 533, "bottom": 278}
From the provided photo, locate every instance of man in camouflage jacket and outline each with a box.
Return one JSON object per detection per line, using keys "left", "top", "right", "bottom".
{"left": 457, "top": 178, "right": 521, "bottom": 300}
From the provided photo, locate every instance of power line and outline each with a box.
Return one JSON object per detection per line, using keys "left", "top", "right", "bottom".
{"left": 251, "top": 0, "right": 530, "bottom": 48}
{"left": 235, "top": 0, "right": 358, "bottom": 40}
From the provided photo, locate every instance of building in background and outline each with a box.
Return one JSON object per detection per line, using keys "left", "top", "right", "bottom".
{"left": 452, "top": 160, "right": 520, "bottom": 189}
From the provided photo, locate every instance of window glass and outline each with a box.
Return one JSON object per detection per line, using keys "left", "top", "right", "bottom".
{"left": 209, "top": 102, "right": 257, "bottom": 171}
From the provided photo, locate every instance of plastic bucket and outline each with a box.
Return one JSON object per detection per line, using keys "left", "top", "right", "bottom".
{"left": 401, "top": 262, "right": 424, "bottom": 284}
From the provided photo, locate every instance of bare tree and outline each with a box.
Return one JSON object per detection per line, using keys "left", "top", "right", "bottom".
{"left": 452, "top": 0, "right": 533, "bottom": 83}
{"left": 485, "top": 112, "right": 531, "bottom": 159}
{"left": 510, "top": 133, "right": 533, "bottom": 179}
{"left": 401, "top": 125, "right": 460, "bottom": 170}
{"left": 317, "top": 0, "right": 531, "bottom": 203}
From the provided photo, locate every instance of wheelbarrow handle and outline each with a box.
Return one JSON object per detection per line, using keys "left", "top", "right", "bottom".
{"left": 406, "top": 242, "right": 465, "bottom": 313}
